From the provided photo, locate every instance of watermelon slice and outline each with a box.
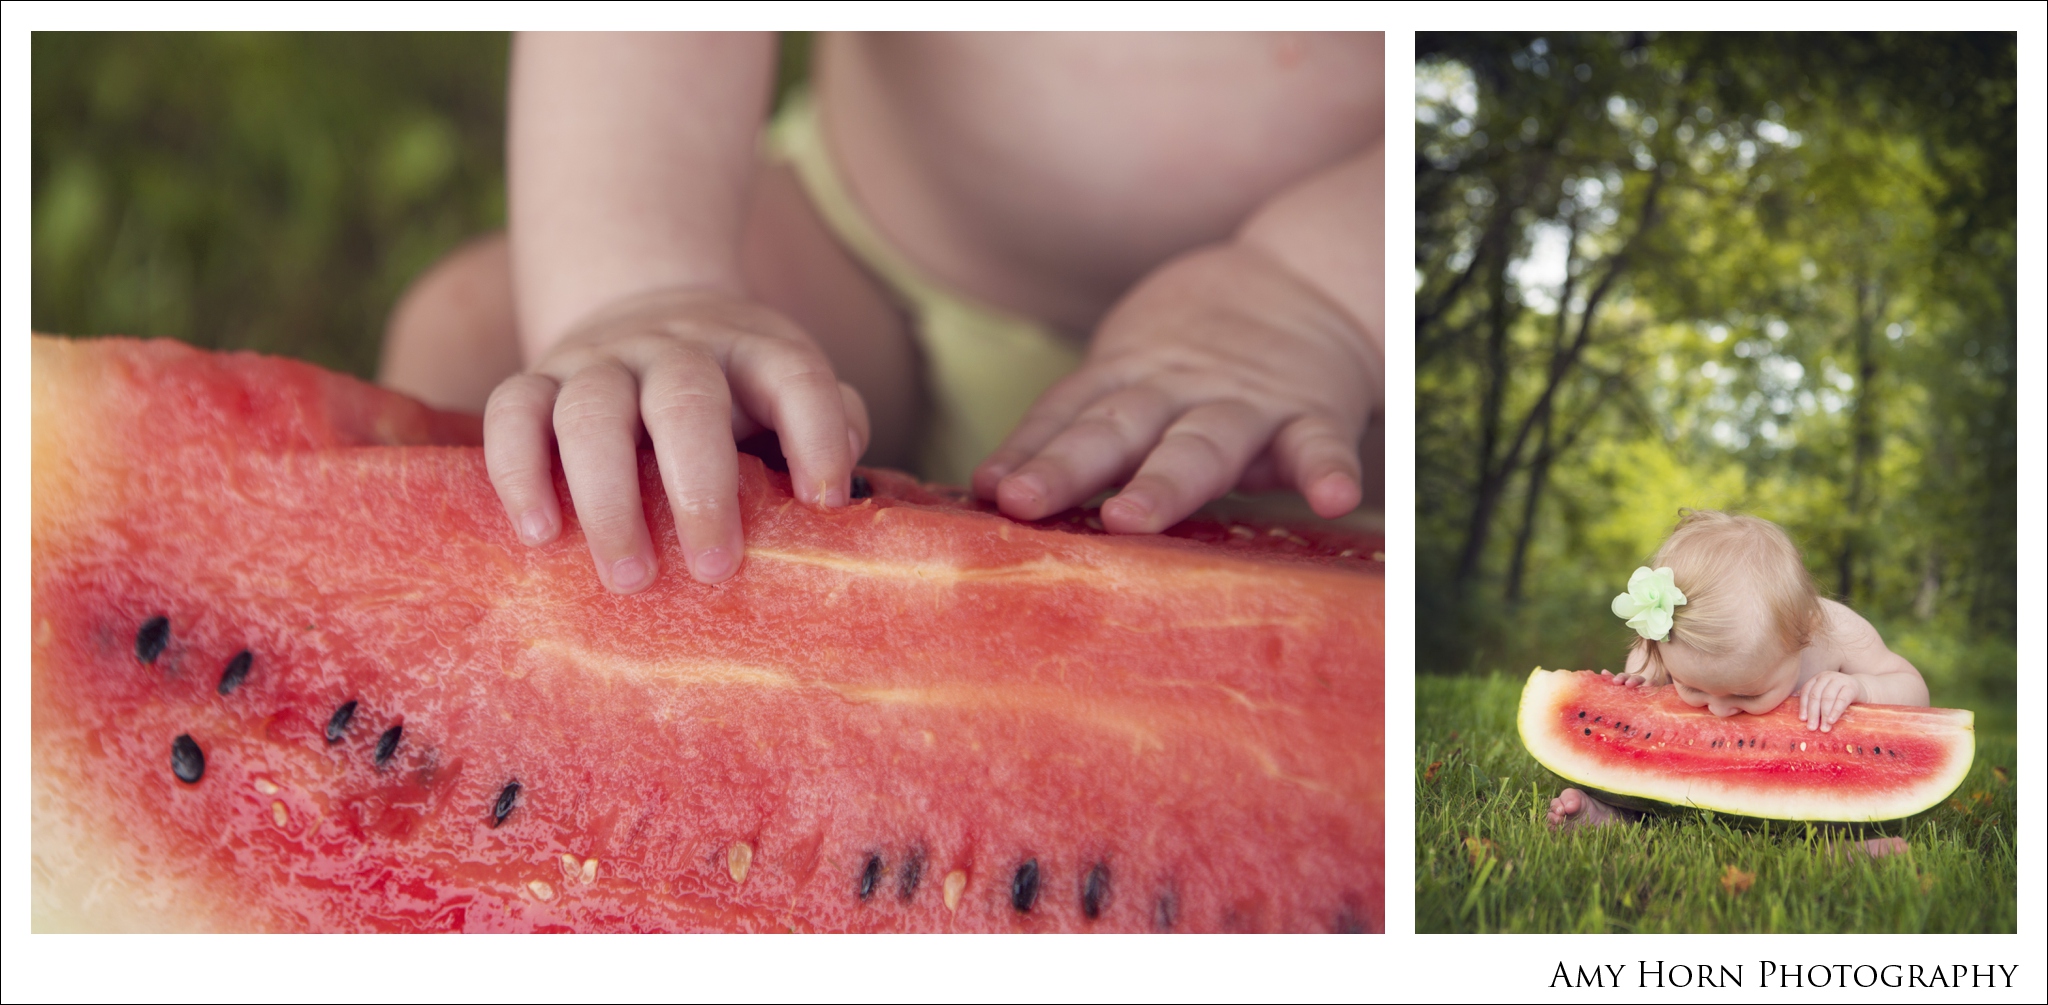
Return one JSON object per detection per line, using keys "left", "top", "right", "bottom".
{"left": 30, "top": 336, "right": 1383, "bottom": 933}
{"left": 1517, "top": 667, "right": 1973, "bottom": 821}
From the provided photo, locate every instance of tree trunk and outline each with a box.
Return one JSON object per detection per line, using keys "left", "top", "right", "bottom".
{"left": 1452, "top": 236, "right": 1514, "bottom": 588}
{"left": 1506, "top": 408, "right": 1555, "bottom": 603}
{"left": 1838, "top": 277, "right": 1884, "bottom": 602}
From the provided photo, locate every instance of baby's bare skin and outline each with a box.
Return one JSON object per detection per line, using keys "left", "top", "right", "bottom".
{"left": 822, "top": 33, "right": 1383, "bottom": 334}
{"left": 391, "top": 32, "right": 1383, "bottom": 592}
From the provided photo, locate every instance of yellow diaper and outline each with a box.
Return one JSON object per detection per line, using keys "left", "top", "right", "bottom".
{"left": 765, "top": 91, "right": 1083, "bottom": 487}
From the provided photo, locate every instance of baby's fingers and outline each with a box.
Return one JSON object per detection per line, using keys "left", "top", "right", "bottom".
{"left": 1823, "top": 688, "right": 1854, "bottom": 730}
{"left": 974, "top": 369, "right": 1118, "bottom": 502}
{"left": 727, "top": 338, "right": 856, "bottom": 508}
{"left": 1272, "top": 413, "right": 1364, "bottom": 519}
{"left": 640, "top": 349, "right": 744, "bottom": 584}
{"left": 485, "top": 373, "right": 565, "bottom": 546}
{"left": 553, "top": 362, "right": 659, "bottom": 593}
{"left": 1103, "top": 402, "right": 1271, "bottom": 533}
{"left": 994, "top": 386, "right": 1174, "bottom": 521}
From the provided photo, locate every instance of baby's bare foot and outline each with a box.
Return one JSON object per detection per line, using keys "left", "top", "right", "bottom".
{"left": 1547, "top": 787, "right": 1634, "bottom": 830}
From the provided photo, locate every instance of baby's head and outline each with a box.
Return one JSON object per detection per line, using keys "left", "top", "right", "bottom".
{"left": 1634, "top": 511, "right": 1822, "bottom": 717}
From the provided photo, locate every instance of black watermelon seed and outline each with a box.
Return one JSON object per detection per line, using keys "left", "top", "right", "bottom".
{"left": 1333, "top": 907, "right": 1365, "bottom": 933}
{"left": 1578, "top": 710, "right": 1586, "bottom": 718}
{"left": 1583, "top": 728, "right": 1591, "bottom": 735}
{"left": 1873, "top": 746, "right": 1881, "bottom": 755}
{"left": 216, "top": 650, "right": 252, "bottom": 695}
{"left": 374, "top": 725, "right": 403, "bottom": 767}
{"left": 898, "top": 849, "right": 925, "bottom": 900}
{"left": 1010, "top": 859, "right": 1040, "bottom": 912}
{"left": 859, "top": 854, "right": 882, "bottom": 901}
{"left": 1153, "top": 892, "right": 1178, "bottom": 931}
{"left": 850, "top": 474, "right": 873, "bottom": 500}
{"left": 325, "top": 701, "right": 358, "bottom": 744}
{"left": 492, "top": 781, "right": 521, "bottom": 827}
{"left": 136, "top": 616, "right": 170, "bottom": 664}
{"left": 172, "top": 734, "right": 204, "bottom": 784}
{"left": 1082, "top": 863, "right": 1110, "bottom": 919}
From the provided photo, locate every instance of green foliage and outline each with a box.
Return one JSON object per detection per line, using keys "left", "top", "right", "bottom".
{"left": 32, "top": 33, "right": 512, "bottom": 378}
{"left": 1416, "top": 33, "right": 2017, "bottom": 674}
{"left": 1416, "top": 672, "right": 2017, "bottom": 933}
{"left": 31, "top": 32, "right": 818, "bottom": 380}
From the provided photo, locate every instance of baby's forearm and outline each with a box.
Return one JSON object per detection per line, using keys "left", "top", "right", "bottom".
{"left": 1855, "top": 662, "right": 1931, "bottom": 707}
{"left": 1235, "top": 142, "right": 1383, "bottom": 366}
{"left": 509, "top": 32, "right": 777, "bottom": 359}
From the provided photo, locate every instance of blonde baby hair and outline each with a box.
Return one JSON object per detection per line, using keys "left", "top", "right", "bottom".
{"left": 1634, "top": 510, "right": 1823, "bottom": 683}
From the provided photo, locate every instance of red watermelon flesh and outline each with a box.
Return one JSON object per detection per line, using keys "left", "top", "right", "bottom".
{"left": 1518, "top": 668, "right": 1972, "bottom": 821}
{"left": 31, "top": 336, "right": 1384, "bottom": 933}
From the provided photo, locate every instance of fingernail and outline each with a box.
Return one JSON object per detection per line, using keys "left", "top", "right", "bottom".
{"left": 1103, "top": 494, "right": 1151, "bottom": 527}
{"left": 519, "top": 509, "right": 551, "bottom": 545}
{"left": 693, "top": 547, "right": 735, "bottom": 583}
{"left": 609, "top": 554, "right": 651, "bottom": 592}
{"left": 817, "top": 479, "right": 847, "bottom": 508}
{"left": 1007, "top": 473, "right": 1046, "bottom": 505}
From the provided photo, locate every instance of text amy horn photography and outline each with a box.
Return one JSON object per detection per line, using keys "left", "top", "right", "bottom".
{"left": 1551, "top": 960, "right": 2020, "bottom": 989}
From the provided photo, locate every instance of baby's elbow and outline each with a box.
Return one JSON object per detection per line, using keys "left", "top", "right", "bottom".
{"left": 1896, "top": 663, "right": 1932, "bottom": 706}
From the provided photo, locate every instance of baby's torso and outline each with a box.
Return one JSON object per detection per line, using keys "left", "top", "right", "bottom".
{"left": 813, "top": 32, "right": 1383, "bottom": 334}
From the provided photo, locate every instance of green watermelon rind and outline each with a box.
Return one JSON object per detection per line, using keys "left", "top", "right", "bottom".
{"left": 1516, "top": 667, "right": 1974, "bottom": 823}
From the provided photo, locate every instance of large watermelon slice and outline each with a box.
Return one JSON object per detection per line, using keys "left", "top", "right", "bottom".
{"left": 30, "top": 335, "right": 1383, "bottom": 933}
{"left": 1518, "top": 668, "right": 1973, "bottom": 821}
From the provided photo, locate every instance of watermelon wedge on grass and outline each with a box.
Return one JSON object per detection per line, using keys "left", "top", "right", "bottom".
{"left": 30, "top": 336, "right": 1383, "bottom": 933}
{"left": 1518, "top": 667, "right": 1972, "bottom": 821}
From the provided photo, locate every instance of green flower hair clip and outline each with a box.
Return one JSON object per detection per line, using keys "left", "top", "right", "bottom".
{"left": 1612, "top": 566, "right": 1687, "bottom": 642}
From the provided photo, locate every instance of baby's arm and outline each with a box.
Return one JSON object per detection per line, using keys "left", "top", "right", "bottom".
{"left": 973, "top": 137, "right": 1383, "bottom": 531}
{"left": 1798, "top": 599, "right": 1929, "bottom": 730}
{"left": 1619, "top": 644, "right": 1668, "bottom": 685}
{"left": 487, "top": 33, "right": 864, "bottom": 592}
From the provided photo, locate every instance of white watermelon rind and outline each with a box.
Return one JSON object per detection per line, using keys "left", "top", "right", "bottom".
{"left": 1517, "top": 668, "right": 1975, "bottom": 822}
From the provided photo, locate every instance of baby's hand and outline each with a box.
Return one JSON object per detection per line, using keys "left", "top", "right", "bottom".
{"left": 1798, "top": 671, "right": 1866, "bottom": 732}
{"left": 485, "top": 289, "right": 867, "bottom": 592}
{"left": 973, "top": 244, "right": 1378, "bottom": 531}
{"left": 1598, "top": 669, "right": 1650, "bottom": 688}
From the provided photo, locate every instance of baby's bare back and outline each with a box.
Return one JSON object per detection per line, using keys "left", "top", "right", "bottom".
{"left": 818, "top": 32, "right": 1383, "bottom": 333}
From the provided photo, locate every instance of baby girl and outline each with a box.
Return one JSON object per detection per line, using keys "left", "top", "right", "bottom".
{"left": 1547, "top": 510, "right": 1930, "bottom": 835}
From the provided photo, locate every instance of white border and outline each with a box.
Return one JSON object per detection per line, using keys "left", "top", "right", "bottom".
{"left": 3, "top": 4, "right": 2042, "bottom": 1003}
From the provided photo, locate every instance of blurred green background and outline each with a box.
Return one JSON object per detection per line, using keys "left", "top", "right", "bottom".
{"left": 1415, "top": 32, "right": 2016, "bottom": 718}
{"left": 1414, "top": 32, "right": 2015, "bottom": 933}
{"left": 32, "top": 31, "right": 815, "bottom": 380}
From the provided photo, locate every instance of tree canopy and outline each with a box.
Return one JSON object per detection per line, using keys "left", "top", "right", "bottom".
{"left": 1414, "top": 33, "right": 2016, "bottom": 697}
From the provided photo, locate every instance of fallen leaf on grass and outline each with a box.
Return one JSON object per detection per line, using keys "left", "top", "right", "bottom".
{"left": 1464, "top": 835, "right": 1500, "bottom": 868}
{"left": 1992, "top": 767, "right": 2009, "bottom": 785}
{"left": 1971, "top": 791, "right": 1993, "bottom": 806}
{"left": 1720, "top": 865, "right": 1755, "bottom": 895}
{"left": 1424, "top": 761, "right": 1443, "bottom": 783}
{"left": 1948, "top": 797, "right": 1971, "bottom": 815}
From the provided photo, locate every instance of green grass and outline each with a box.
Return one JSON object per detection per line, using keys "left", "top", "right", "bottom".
{"left": 1415, "top": 671, "right": 2017, "bottom": 933}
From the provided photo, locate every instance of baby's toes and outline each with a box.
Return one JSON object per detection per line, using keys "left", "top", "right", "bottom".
{"left": 1546, "top": 790, "right": 1581, "bottom": 828}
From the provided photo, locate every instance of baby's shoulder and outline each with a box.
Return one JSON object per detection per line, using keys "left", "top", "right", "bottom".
{"left": 1812, "top": 599, "right": 1889, "bottom": 663}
